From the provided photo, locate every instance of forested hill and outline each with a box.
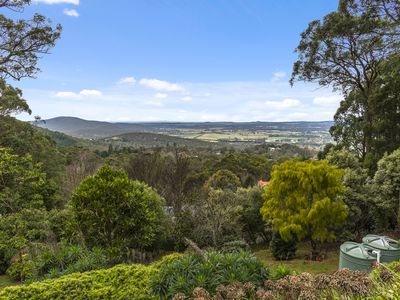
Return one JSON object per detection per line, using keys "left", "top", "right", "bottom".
{"left": 37, "top": 116, "right": 334, "bottom": 141}
{"left": 36, "top": 117, "right": 145, "bottom": 138}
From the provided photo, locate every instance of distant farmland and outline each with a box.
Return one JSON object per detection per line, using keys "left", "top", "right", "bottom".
{"left": 38, "top": 117, "right": 334, "bottom": 149}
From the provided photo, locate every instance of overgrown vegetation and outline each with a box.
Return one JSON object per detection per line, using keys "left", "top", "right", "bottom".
{"left": 151, "top": 251, "right": 268, "bottom": 299}
{"left": 0, "top": 254, "right": 180, "bottom": 300}
{"left": 261, "top": 160, "right": 347, "bottom": 260}
{"left": 0, "top": 0, "right": 400, "bottom": 299}
{"left": 174, "top": 262, "right": 400, "bottom": 299}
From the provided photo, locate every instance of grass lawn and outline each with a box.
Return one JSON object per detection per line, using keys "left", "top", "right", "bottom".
{"left": 0, "top": 275, "right": 19, "bottom": 290}
{"left": 252, "top": 242, "right": 340, "bottom": 275}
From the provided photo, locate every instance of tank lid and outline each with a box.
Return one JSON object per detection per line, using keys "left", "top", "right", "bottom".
{"left": 340, "top": 242, "right": 378, "bottom": 259}
{"left": 362, "top": 235, "right": 400, "bottom": 250}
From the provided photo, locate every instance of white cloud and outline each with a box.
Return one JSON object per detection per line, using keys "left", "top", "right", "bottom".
{"left": 263, "top": 98, "right": 301, "bottom": 109}
{"left": 23, "top": 79, "right": 339, "bottom": 122}
{"left": 155, "top": 93, "right": 168, "bottom": 99}
{"left": 63, "top": 8, "right": 79, "bottom": 17}
{"left": 34, "top": 0, "right": 79, "bottom": 4}
{"left": 181, "top": 96, "right": 192, "bottom": 102}
{"left": 118, "top": 77, "right": 136, "bottom": 86}
{"left": 139, "top": 78, "right": 185, "bottom": 92}
{"left": 54, "top": 89, "right": 102, "bottom": 99}
{"left": 54, "top": 91, "right": 80, "bottom": 99}
{"left": 80, "top": 89, "right": 102, "bottom": 97}
{"left": 313, "top": 95, "right": 342, "bottom": 106}
{"left": 271, "top": 71, "right": 287, "bottom": 82}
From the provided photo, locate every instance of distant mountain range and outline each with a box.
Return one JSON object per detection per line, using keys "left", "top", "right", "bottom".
{"left": 35, "top": 117, "right": 144, "bottom": 138}
{"left": 36, "top": 116, "right": 334, "bottom": 140}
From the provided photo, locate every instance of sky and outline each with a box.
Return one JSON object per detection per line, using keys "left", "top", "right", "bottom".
{"left": 10, "top": 0, "right": 343, "bottom": 122}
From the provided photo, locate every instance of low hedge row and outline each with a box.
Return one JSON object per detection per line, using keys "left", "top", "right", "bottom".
{"left": 0, "top": 253, "right": 181, "bottom": 300}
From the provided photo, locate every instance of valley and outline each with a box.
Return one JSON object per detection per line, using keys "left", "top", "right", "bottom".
{"left": 37, "top": 117, "right": 334, "bottom": 149}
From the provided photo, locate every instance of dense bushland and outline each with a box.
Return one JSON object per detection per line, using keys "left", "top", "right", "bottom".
{"left": 6, "top": 243, "right": 108, "bottom": 282}
{"left": 151, "top": 251, "right": 269, "bottom": 299}
{"left": 0, "top": 0, "right": 400, "bottom": 298}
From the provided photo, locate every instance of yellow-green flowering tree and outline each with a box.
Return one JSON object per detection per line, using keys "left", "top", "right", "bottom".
{"left": 261, "top": 160, "right": 347, "bottom": 259}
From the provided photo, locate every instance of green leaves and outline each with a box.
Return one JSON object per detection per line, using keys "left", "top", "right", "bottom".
{"left": 0, "top": 79, "right": 31, "bottom": 117}
{"left": 70, "top": 164, "right": 167, "bottom": 258}
{"left": 0, "top": 259, "right": 168, "bottom": 300}
{"left": 372, "top": 149, "right": 400, "bottom": 228}
{"left": 0, "top": 148, "right": 55, "bottom": 215}
{"left": 150, "top": 251, "right": 268, "bottom": 299}
{"left": 261, "top": 160, "right": 347, "bottom": 248}
{"left": 293, "top": 1, "right": 400, "bottom": 165}
{"left": 7, "top": 243, "right": 108, "bottom": 283}
{"left": 0, "top": 208, "right": 52, "bottom": 274}
{"left": 204, "top": 169, "right": 241, "bottom": 192}
{"left": 0, "top": 9, "right": 61, "bottom": 80}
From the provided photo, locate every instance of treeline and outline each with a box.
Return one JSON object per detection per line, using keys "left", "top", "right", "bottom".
{"left": 1, "top": 0, "right": 400, "bottom": 298}
{"left": 272, "top": 0, "right": 400, "bottom": 259}
{"left": 0, "top": 111, "right": 315, "bottom": 282}
{"left": 2, "top": 109, "right": 399, "bottom": 283}
{"left": 291, "top": 0, "right": 400, "bottom": 171}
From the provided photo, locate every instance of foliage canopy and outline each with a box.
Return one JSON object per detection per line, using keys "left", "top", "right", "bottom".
{"left": 261, "top": 160, "right": 347, "bottom": 257}
{"left": 71, "top": 164, "right": 166, "bottom": 257}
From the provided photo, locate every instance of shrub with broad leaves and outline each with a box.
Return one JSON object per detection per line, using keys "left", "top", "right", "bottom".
{"left": 151, "top": 251, "right": 269, "bottom": 299}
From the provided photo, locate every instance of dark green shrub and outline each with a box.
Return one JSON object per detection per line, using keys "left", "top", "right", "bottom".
{"left": 173, "top": 209, "right": 197, "bottom": 251}
{"left": 150, "top": 251, "right": 269, "bottom": 299}
{"left": 0, "top": 208, "right": 52, "bottom": 274}
{"left": 220, "top": 240, "right": 250, "bottom": 253}
{"left": 270, "top": 232, "right": 297, "bottom": 261}
{"left": 237, "top": 186, "right": 272, "bottom": 245}
{"left": 70, "top": 164, "right": 167, "bottom": 261}
{"left": 6, "top": 243, "right": 108, "bottom": 282}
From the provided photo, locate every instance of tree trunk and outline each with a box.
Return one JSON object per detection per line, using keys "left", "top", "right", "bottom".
{"left": 184, "top": 238, "right": 208, "bottom": 261}
{"left": 310, "top": 240, "right": 319, "bottom": 261}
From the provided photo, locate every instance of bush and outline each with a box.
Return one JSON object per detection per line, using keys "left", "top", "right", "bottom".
{"left": 0, "top": 208, "right": 52, "bottom": 274}
{"left": 71, "top": 164, "right": 167, "bottom": 261}
{"left": 6, "top": 243, "right": 108, "bottom": 282}
{"left": 0, "top": 253, "right": 181, "bottom": 300}
{"left": 270, "top": 231, "right": 297, "bottom": 260}
{"left": 1, "top": 264, "right": 155, "bottom": 300}
{"left": 237, "top": 186, "right": 272, "bottom": 245}
{"left": 270, "top": 265, "right": 294, "bottom": 280}
{"left": 150, "top": 251, "right": 269, "bottom": 299}
{"left": 370, "top": 261, "right": 400, "bottom": 299}
{"left": 220, "top": 240, "right": 250, "bottom": 253}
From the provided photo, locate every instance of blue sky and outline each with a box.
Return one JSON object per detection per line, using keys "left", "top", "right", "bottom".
{"left": 11, "top": 0, "right": 342, "bottom": 122}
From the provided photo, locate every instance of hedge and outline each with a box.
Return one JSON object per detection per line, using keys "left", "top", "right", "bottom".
{"left": 0, "top": 253, "right": 181, "bottom": 300}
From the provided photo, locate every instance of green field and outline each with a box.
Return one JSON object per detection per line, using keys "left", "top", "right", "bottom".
{"left": 166, "top": 129, "right": 332, "bottom": 148}
{"left": 252, "top": 242, "right": 339, "bottom": 275}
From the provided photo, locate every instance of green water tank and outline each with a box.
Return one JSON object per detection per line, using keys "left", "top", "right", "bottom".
{"left": 339, "top": 242, "right": 378, "bottom": 272}
{"left": 362, "top": 235, "right": 400, "bottom": 263}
